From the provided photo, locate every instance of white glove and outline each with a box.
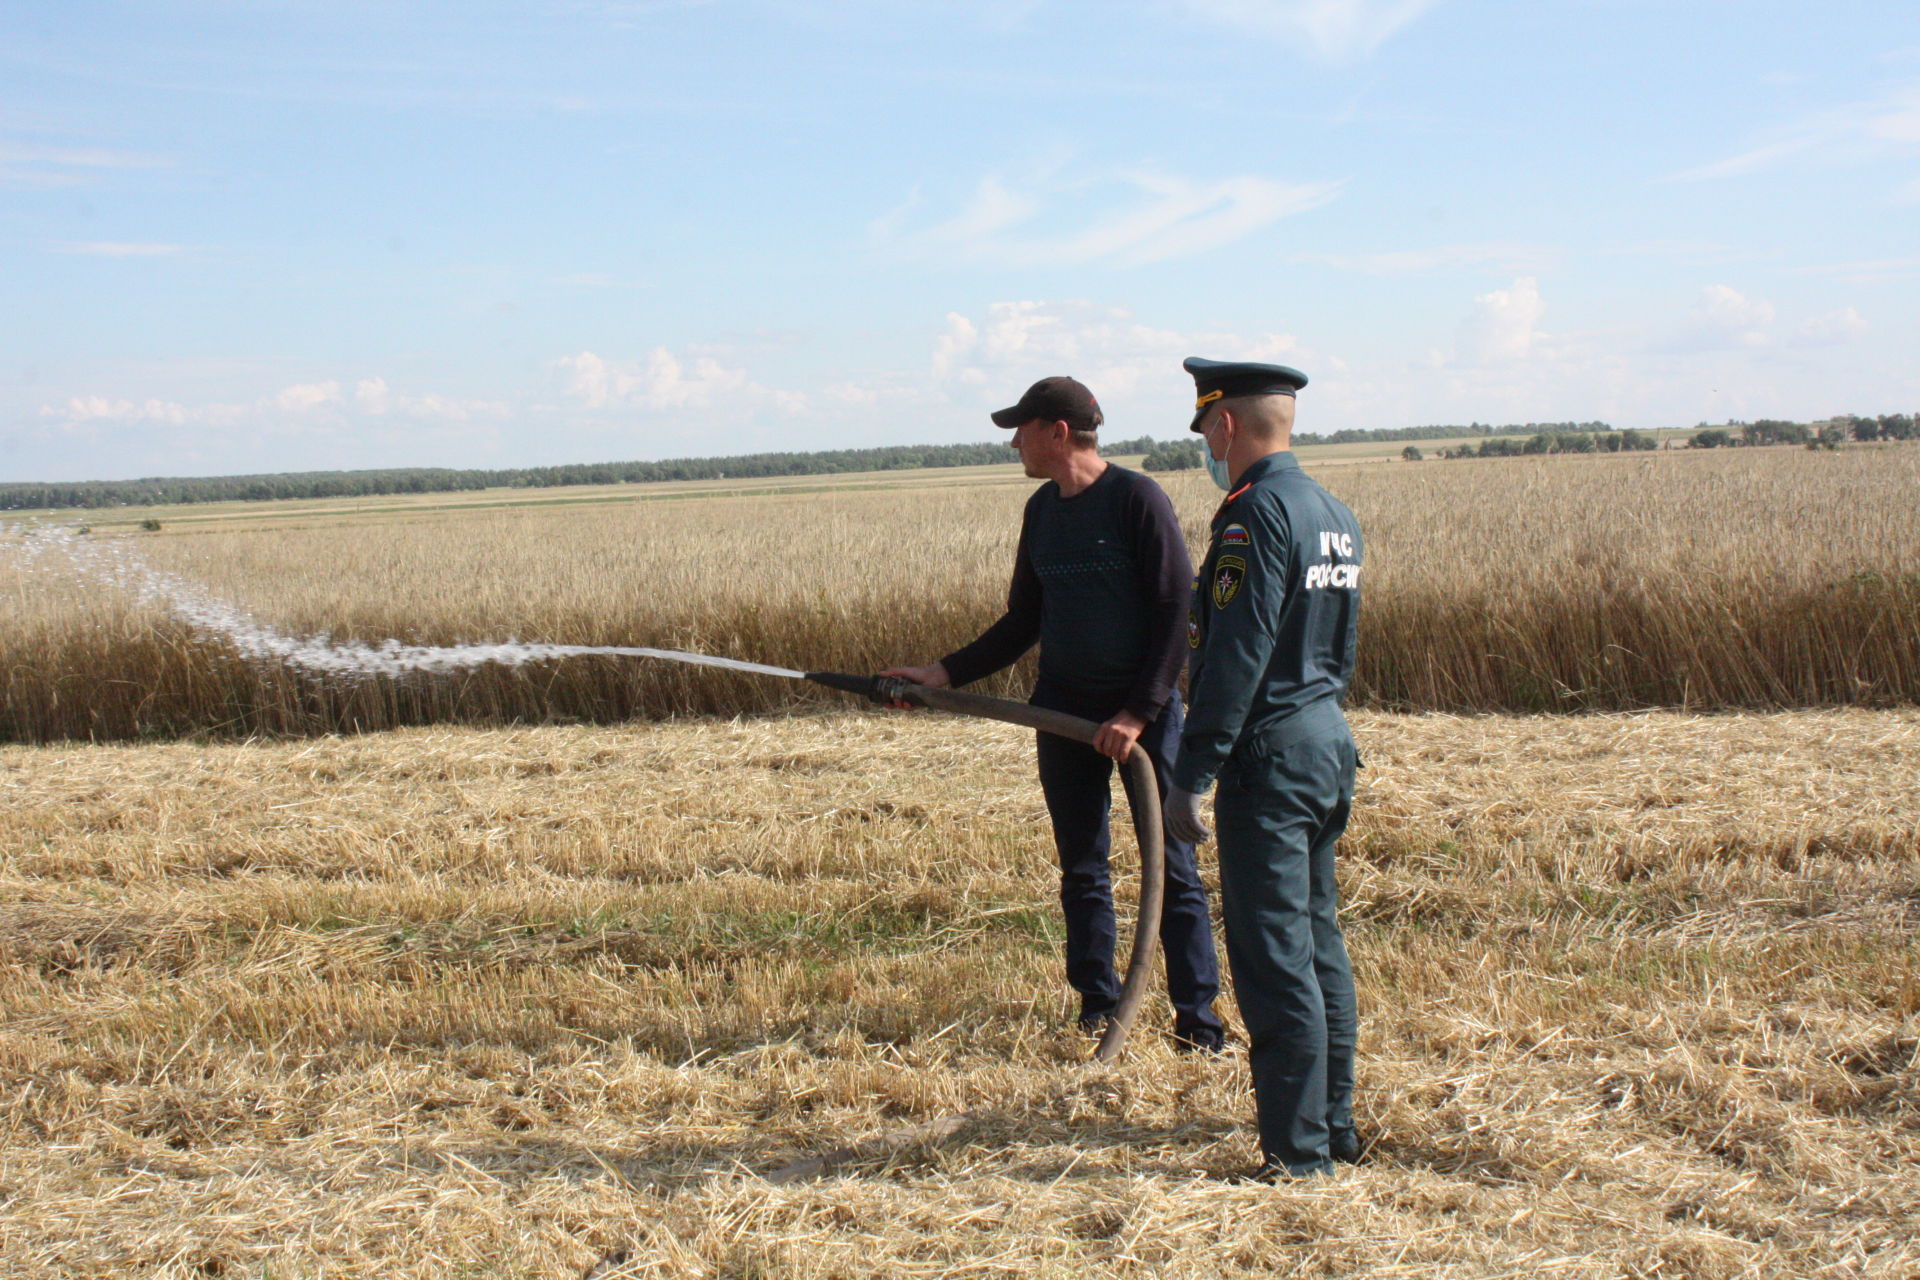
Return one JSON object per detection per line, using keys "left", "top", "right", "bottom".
{"left": 1164, "top": 786, "right": 1212, "bottom": 845}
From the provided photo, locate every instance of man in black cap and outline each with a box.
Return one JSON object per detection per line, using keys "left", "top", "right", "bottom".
{"left": 1164, "top": 356, "right": 1365, "bottom": 1178}
{"left": 883, "top": 376, "right": 1225, "bottom": 1051}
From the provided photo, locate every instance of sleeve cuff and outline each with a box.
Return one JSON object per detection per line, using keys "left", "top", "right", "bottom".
{"left": 1170, "top": 760, "right": 1217, "bottom": 794}
{"left": 1124, "top": 693, "right": 1168, "bottom": 724}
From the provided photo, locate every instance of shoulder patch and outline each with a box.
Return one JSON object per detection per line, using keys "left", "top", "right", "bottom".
{"left": 1212, "top": 554, "right": 1247, "bottom": 609}
{"left": 1220, "top": 522, "right": 1250, "bottom": 547}
{"left": 1187, "top": 609, "right": 1202, "bottom": 648}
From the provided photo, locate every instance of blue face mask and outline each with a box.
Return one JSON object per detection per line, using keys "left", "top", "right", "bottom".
{"left": 1205, "top": 446, "right": 1233, "bottom": 491}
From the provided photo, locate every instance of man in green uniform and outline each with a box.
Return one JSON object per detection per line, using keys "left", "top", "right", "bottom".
{"left": 1163, "top": 357, "right": 1364, "bottom": 1179}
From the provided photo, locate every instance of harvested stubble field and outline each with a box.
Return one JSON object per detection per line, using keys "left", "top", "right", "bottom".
{"left": 3, "top": 443, "right": 1917, "bottom": 741}
{"left": 3, "top": 707, "right": 1917, "bottom": 1278}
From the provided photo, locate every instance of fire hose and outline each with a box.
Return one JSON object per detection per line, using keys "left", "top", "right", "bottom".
{"left": 804, "top": 672, "right": 1168, "bottom": 1066}
{"left": 737, "top": 673, "right": 1171, "bottom": 1186}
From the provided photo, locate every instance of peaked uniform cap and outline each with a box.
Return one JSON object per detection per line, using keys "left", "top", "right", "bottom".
{"left": 1184, "top": 357, "right": 1309, "bottom": 432}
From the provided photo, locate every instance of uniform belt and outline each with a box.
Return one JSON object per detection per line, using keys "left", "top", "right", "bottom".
{"left": 1229, "top": 699, "right": 1349, "bottom": 762}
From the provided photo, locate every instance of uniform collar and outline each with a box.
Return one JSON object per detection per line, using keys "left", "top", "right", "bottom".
{"left": 1227, "top": 450, "right": 1297, "bottom": 495}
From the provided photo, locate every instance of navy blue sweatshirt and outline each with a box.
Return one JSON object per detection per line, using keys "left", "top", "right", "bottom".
{"left": 940, "top": 464, "right": 1193, "bottom": 722}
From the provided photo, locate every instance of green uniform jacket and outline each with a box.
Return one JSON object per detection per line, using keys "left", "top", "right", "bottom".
{"left": 1173, "top": 451, "right": 1363, "bottom": 793}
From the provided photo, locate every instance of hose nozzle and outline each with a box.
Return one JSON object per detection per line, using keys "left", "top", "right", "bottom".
{"left": 803, "top": 670, "right": 876, "bottom": 698}
{"left": 805, "top": 672, "right": 930, "bottom": 707}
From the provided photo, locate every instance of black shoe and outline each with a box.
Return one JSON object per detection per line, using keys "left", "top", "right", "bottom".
{"left": 1076, "top": 1012, "right": 1114, "bottom": 1036}
{"left": 1240, "top": 1158, "right": 1332, "bottom": 1183}
{"left": 1329, "top": 1131, "right": 1366, "bottom": 1164}
{"left": 1170, "top": 1029, "right": 1225, "bottom": 1055}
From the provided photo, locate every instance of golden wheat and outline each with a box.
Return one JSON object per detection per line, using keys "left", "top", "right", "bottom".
{"left": 3, "top": 444, "right": 1916, "bottom": 740}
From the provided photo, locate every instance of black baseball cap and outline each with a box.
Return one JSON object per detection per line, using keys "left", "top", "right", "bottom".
{"left": 989, "top": 376, "right": 1103, "bottom": 431}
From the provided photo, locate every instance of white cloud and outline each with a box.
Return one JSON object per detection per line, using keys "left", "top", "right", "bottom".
{"left": 819, "top": 381, "right": 883, "bottom": 408}
{"left": 881, "top": 169, "right": 1341, "bottom": 268}
{"left": 352, "top": 377, "right": 505, "bottom": 421}
{"left": 356, "top": 378, "right": 392, "bottom": 414}
{"left": 49, "top": 396, "right": 203, "bottom": 426}
{"left": 39, "top": 378, "right": 505, "bottom": 434}
{"left": 927, "top": 300, "right": 1303, "bottom": 416}
{"left": 52, "top": 241, "right": 186, "bottom": 258}
{"left": 398, "top": 393, "right": 505, "bottom": 422}
{"left": 1627, "top": 285, "right": 1781, "bottom": 357}
{"left": 276, "top": 381, "right": 343, "bottom": 413}
{"left": 1798, "top": 307, "right": 1869, "bottom": 345}
{"left": 1682, "top": 284, "right": 1775, "bottom": 350}
{"left": 1178, "top": 0, "right": 1437, "bottom": 61}
{"left": 550, "top": 347, "right": 786, "bottom": 412}
{"left": 1456, "top": 277, "right": 1545, "bottom": 363}
{"left": 931, "top": 313, "right": 981, "bottom": 383}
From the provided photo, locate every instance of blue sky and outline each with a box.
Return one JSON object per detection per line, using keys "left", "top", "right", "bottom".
{"left": 3, "top": 0, "right": 1917, "bottom": 482}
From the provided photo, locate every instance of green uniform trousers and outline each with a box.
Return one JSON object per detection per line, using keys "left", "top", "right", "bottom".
{"left": 1213, "top": 703, "right": 1359, "bottom": 1176}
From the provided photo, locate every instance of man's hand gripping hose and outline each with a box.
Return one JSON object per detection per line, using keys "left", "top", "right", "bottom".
{"left": 806, "top": 671, "right": 1166, "bottom": 1065}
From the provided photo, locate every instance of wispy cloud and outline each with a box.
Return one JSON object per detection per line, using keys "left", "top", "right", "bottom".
{"left": 879, "top": 169, "right": 1342, "bottom": 268}
{"left": 1601, "top": 239, "right": 1749, "bottom": 264}
{"left": 1790, "top": 256, "right": 1920, "bottom": 283}
{"left": 1295, "top": 241, "right": 1556, "bottom": 275}
{"left": 1798, "top": 307, "right": 1869, "bottom": 346}
{"left": 40, "top": 378, "right": 506, "bottom": 430}
{"left": 0, "top": 139, "right": 172, "bottom": 189}
{"left": 1668, "top": 138, "right": 1815, "bottom": 183}
{"left": 1177, "top": 0, "right": 1438, "bottom": 61}
{"left": 548, "top": 271, "right": 636, "bottom": 288}
{"left": 53, "top": 241, "right": 186, "bottom": 258}
{"left": 1668, "top": 82, "right": 1920, "bottom": 192}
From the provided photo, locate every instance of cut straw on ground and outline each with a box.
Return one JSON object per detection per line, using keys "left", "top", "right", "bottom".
{"left": 3, "top": 708, "right": 1915, "bottom": 1277}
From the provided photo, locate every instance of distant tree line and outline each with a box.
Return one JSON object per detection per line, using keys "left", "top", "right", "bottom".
{"left": 1428, "top": 413, "right": 1919, "bottom": 461}
{"left": 0, "top": 436, "right": 1158, "bottom": 512}
{"left": 10, "top": 413, "right": 1913, "bottom": 509}
{"left": 1292, "top": 420, "right": 1611, "bottom": 447}
{"left": 1144, "top": 420, "right": 1614, "bottom": 471}
{"left": 1439, "top": 430, "right": 1660, "bottom": 459}
{"left": 1688, "top": 414, "right": 1916, "bottom": 450}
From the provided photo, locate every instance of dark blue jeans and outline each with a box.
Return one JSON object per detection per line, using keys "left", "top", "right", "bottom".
{"left": 1031, "top": 680, "right": 1224, "bottom": 1045}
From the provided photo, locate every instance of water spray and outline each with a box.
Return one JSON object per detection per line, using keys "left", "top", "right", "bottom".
{"left": 6, "top": 525, "right": 1168, "bottom": 1068}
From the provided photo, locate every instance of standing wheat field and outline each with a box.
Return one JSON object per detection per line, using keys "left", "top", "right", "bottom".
{"left": 4, "top": 445, "right": 1917, "bottom": 1276}
{"left": 3, "top": 445, "right": 1917, "bottom": 741}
